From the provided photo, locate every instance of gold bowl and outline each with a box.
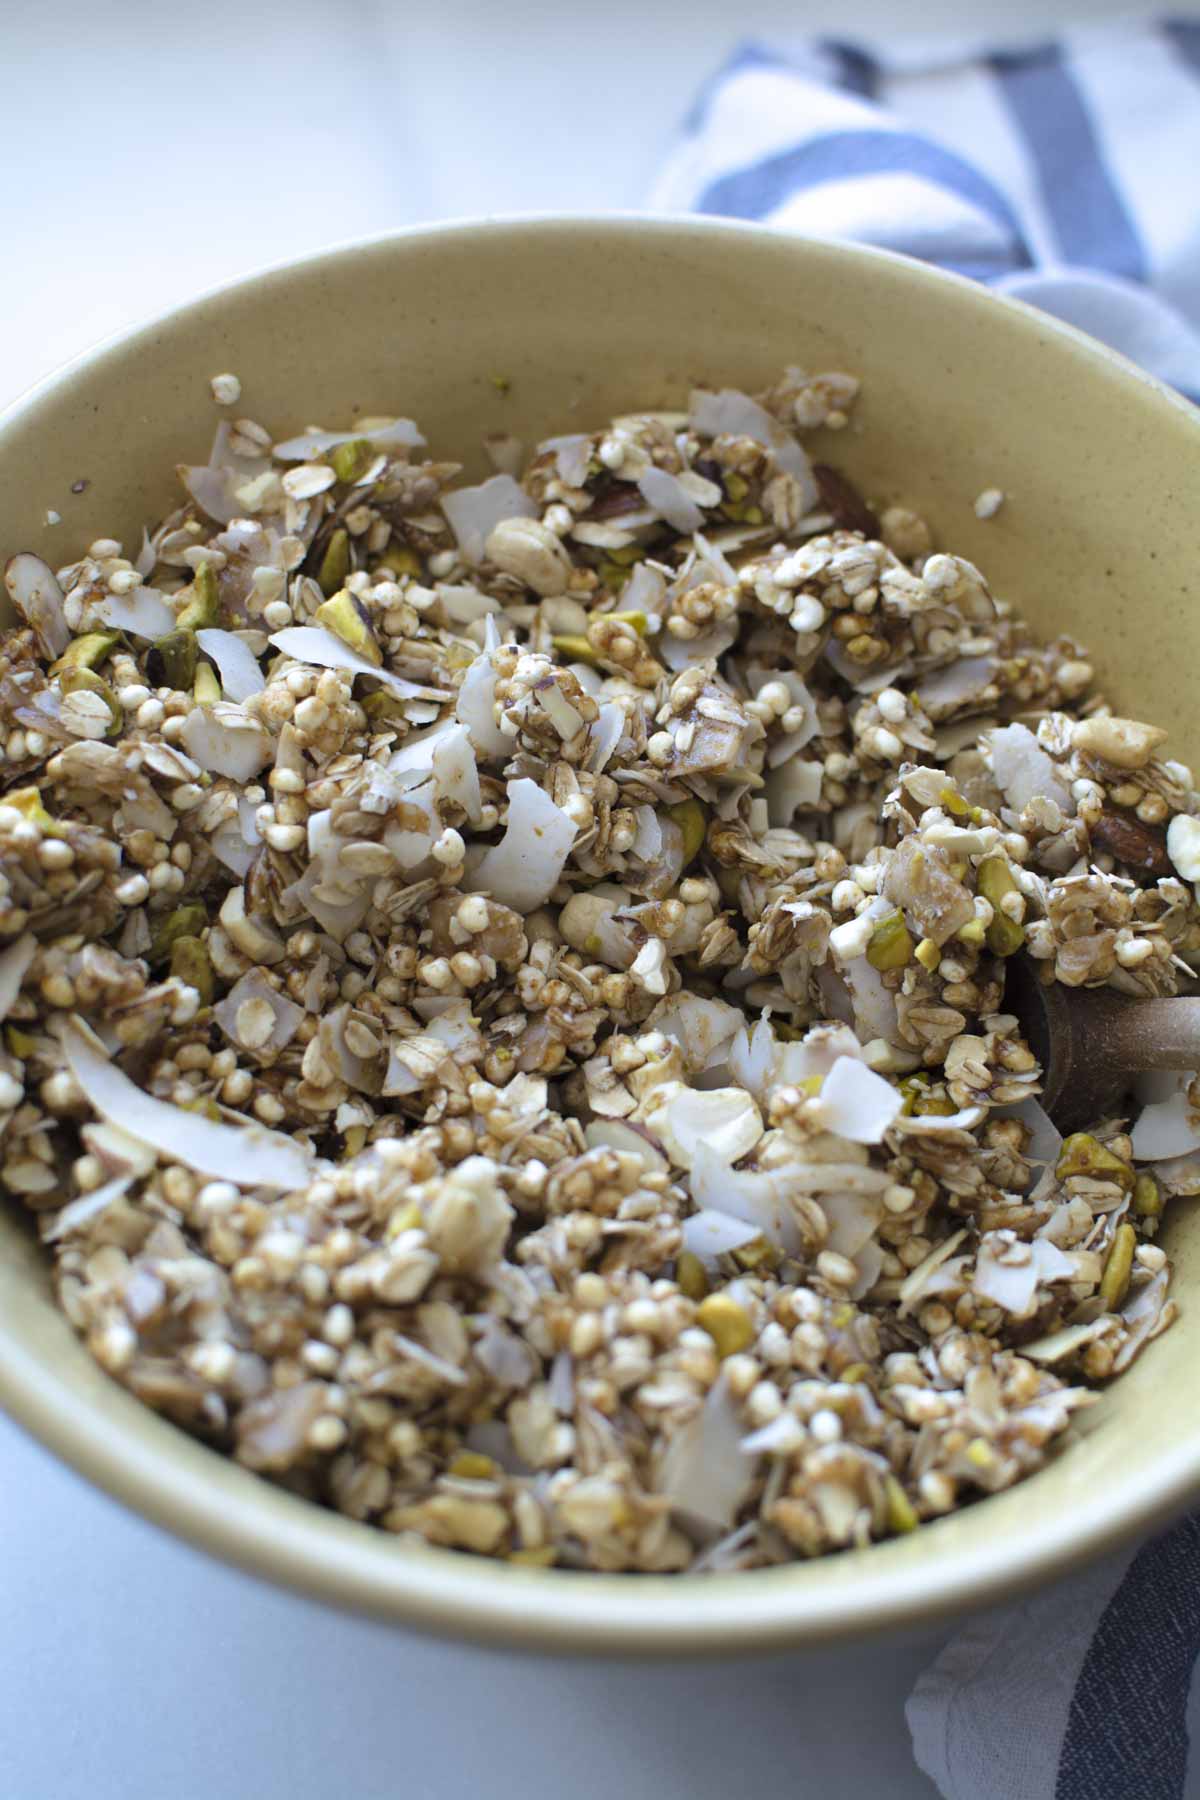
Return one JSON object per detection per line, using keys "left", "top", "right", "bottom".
{"left": 1, "top": 217, "right": 1197, "bottom": 1653}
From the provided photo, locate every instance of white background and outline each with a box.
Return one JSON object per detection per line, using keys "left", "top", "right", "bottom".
{"left": 2, "top": 4, "right": 1196, "bottom": 1797}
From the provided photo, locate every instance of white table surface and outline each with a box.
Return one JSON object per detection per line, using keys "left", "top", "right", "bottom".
{"left": 3, "top": 3, "right": 1197, "bottom": 1796}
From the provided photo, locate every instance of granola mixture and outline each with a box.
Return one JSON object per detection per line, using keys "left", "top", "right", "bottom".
{"left": 1, "top": 370, "right": 1198, "bottom": 1573}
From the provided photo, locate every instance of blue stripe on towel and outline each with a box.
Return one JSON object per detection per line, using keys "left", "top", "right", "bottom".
{"left": 989, "top": 43, "right": 1146, "bottom": 282}
{"left": 1056, "top": 1513, "right": 1200, "bottom": 1800}
{"left": 696, "top": 128, "right": 1034, "bottom": 270}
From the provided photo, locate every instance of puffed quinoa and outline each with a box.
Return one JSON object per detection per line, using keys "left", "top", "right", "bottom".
{"left": 0, "top": 367, "right": 1192, "bottom": 1576}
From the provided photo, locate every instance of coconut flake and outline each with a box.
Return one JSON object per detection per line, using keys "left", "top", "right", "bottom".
{"left": 814, "top": 1055, "right": 902, "bottom": 1145}
{"left": 0, "top": 932, "right": 36, "bottom": 1023}
{"left": 286, "top": 858, "right": 372, "bottom": 942}
{"left": 915, "top": 657, "right": 994, "bottom": 719}
{"left": 898, "top": 1229, "right": 969, "bottom": 1315}
{"left": 180, "top": 706, "right": 273, "bottom": 781}
{"left": 622, "top": 561, "right": 666, "bottom": 620}
{"left": 211, "top": 822, "right": 255, "bottom": 878}
{"left": 456, "top": 646, "right": 510, "bottom": 757}
{"left": 96, "top": 585, "right": 176, "bottom": 639}
{"left": 656, "top": 1374, "right": 755, "bottom": 1530}
{"left": 657, "top": 1086, "right": 763, "bottom": 1170}
{"left": 269, "top": 626, "right": 448, "bottom": 701}
{"left": 821, "top": 1189, "right": 885, "bottom": 1258}
{"left": 741, "top": 1413, "right": 808, "bottom": 1459}
{"left": 688, "top": 1146, "right": 798, "bottom": 1253}
{"left": 585, "top": 701, "right": 626, "bottom": 775}
{"left": 470, "top": 1316, "right": 538, "bottom": 1392}
{"left": 988, "top": 723, "right": 1073, "bottom": 818}
{"left": 658, "top": 618, "right": 739, "bottom": 673}
{"left": 442, "top": 476, "right": 537, "bottom": 564}
{"left": 850, "top": 1239, "right": 885, "bottom": 1300}
{"left": 432, "top": 722, "right": 482, "bottom": 823}
{"left": 820, "top": 954, "right": 900, "bottom": 1047}
{"left": 134, "top": 528, "right": 156, "bottom": 578}
{"left": 542, "top": 435, "right": 591, "bottom": 489}
{"left": 650, "top": 994, "right": 744, "bottom": 1074}
{"left": 681, "top": 1208, "right": 762, "bottom": 1262}
{"left": 42, "top": 1173, "right": 135, "bottom": 1244}
{"left": 383, "top": 780, "right": 439, "bottom": 873}
{"left": 765, "top": 758, "right": 823, "bottom": 826}
{"left": 60, "top": 1017, "right": 312, "bottom": 1190}
{"left": 469, "top": 779, "right": 576, "bottom": 912}
{"left": 1112, "top": 1267, "right": 1171, "bottom": 1372}
{"left": 5, "top": 554, "right": 70, "bottom": 658}
{"left": 546, "top": 1348, "right": 575, "bottom": 1414}
{"left": 214, "top": 971, "right": 304, "bottom": 1056}
{"left": 973, "top": 1244, "right": 1039, "bottom": 1315}
{"left": 1022, "top": 1318, "right": 1111, "bottom": 1365}
{"left": 583, "top": 1119, "right": 668, "bottom": 1169}
{"left": 996, "top": 1095, "right": 1062, "bottom": 1172}
{"left": 689, "top": 389, "right": 816, "bottom": 499}
{"left": 196, "top": 628, "right": 265, "bottom": 701}
{"left": 637, "top": 466, "right": 705, "bottom": 533}
{"left": 179, "top": 463, "right": 241, "bottom": 525}
{"left": 419, "top": 998, "right": 484, "bottom": 1061}
{"left": 1131, "top": 1082, "right": 1200, "bottom": 1161}
{"left": 272, "top": 419, "right": 424, "bottom": 460}
{"left": 727, "top": 1020, "right": 776, "bottom": 1103}
{"left": 893, "top": 1103, "right": 986, "bottom": 1138}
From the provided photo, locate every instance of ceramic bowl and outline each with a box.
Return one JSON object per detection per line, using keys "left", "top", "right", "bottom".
{"left": 1, "top": 217, "right": 1197, "bottom": 1653}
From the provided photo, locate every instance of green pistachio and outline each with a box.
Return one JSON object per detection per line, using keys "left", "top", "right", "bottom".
{"left": 176, "top": 561, "right": 219, "bottom": 630}
{"left": 866, "top": 911, "right": 914, "bottom": 972}
{"left": 328, "top": 439, "right": 376, "bottom": 485}
{"left": 313, "top": 590, "right": 381, "bottom": 665}
{"left": 147, "top": 630, "right": 199, "bottom": 692}
{"left": 50, "top": 631, "right": 120, "bottom": 675}
{"left": 317, "top": 527, "right": 352, "bottom": 598}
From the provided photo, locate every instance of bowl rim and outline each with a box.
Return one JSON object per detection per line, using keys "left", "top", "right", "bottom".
{"left": 2, "top": 212, "right": 1199, "bottom": 1655}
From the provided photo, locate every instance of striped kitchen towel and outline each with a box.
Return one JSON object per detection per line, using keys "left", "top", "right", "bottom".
{"left": 653, "top": 19, "right": 1200, "bottom": 398}
{"left": 656, "top": 20, "right": 1200, "bottom": 1800}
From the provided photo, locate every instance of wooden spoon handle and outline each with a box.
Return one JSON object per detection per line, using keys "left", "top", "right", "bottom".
{"left": 1093, "top": 995, "right": 1200, "bottom": 1072}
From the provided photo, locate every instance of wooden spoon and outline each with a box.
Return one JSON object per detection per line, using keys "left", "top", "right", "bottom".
{"left": 1004, "top": 953, "right": 1200, "bottom": 1134}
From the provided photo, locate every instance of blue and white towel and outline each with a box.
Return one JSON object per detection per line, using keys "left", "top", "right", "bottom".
{"left": 657, "top": 21, "right": 1200, "bottom": 1800}
{"left": 654, "top": 20, "right": 1200, "bottom": 399}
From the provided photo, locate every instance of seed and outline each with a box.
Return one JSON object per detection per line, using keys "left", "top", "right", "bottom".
{"left": 695, "top": 1293, "right": 754, "bottom": 1358}
{"left": 1056, "top": 1132, "right": 1134, "bottom": 1191}
{"left": 317, "top": 527, "right": 352, "bottom": 598}
{"left": 665, "top": 797, "right": 707, "bottom": 867}
{"left": 170, "top": 937, "right": 214, "bottom": 1005}
{"left": 866, "top": 911, "right": 913, "bottom": 972}
{"left": 329, "top": 438, "right": 376, "bottom": 485}
{"left": 1132, "top": 1172, "right": 1162, "bottom": 1217}
{"left": 885, "top": 1474, "right": 919, "bottom": 1533}
{"left": 675, "top": 1251, "right": 708, "bottom": 1300}
{"left": 976, "top": 856, "right": 1025, "bottom": 956}
{"left": 177, "top": 561, "right": 220, "bottom": 630}
{"left": 1099, "top": 1223, "right": 1136, "bottom": 1312}
{"left": 313, "top": 590, "right": 381, "bottom": 664}
{"left": 50, "top": 631, "right": 119, "bottom": 674}
{"left": 147, "top": 630, "right": 199, "bottom": 692}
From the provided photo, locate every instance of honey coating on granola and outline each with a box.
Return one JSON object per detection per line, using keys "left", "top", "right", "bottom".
{"left": 1, "top": 370, "right": 1198, "bottom": 1572}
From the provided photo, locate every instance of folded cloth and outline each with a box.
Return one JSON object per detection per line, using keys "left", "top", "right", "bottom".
{"left": 652, "top": 20, "right": 1200, "bottom": 397}
{"left": 656, "top": 22, "right": 1200, "bottom": 1800}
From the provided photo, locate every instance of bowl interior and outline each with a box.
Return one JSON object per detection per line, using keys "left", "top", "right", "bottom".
{"left": 1, "top": 217, "right": 1198, "bottom": 1653}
